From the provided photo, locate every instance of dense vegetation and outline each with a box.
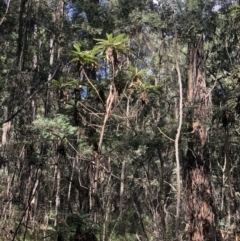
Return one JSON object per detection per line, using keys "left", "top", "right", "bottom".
{"left": 1, "top": 0, "right": 240, "bottom": 240}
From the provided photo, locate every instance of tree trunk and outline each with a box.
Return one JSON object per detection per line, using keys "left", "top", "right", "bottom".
{"left": 2, "top": 0, "right": 27, "bottom": 147}
{"left": 119, "top": 159, "right": 125, "bottom": 219}
{"left": 186, "top": 35, "right": 216, "bottom": 241}
{"left": 54, "top": 166, "right": 61, "bottom": 227}
{"left": 16, "top": 0, "right": 28, "bottom": 68}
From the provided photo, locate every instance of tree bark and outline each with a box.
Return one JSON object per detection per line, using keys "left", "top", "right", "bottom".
{"left": 186, "top": 35, "right": 216, "bottom": 241}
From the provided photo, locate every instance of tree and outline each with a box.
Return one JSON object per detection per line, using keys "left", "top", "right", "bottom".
{"left": 185, "top": 34, "right": 216, "bottom": 241}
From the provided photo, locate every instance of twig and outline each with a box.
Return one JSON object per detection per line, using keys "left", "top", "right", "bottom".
{"left": 0, "top": 0, "right": 11, "bottom": 26}
{"left": 82, "top": 69, "right": 105, "bottom": 103}
{"left": 164, "top": 181, "right": 177, "bottom": 192}
{"left": 157, "top": 127, "right": 174, "bottom": 142}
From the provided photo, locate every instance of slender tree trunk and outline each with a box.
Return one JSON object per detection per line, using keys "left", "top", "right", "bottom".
{"left": 101, "top": 174, "right": 112, "bottom": 241}
{"left": 118, "top": 96, "right": 130, "bottom": 219}
{"left": 156, "top": 149, "right": 166, "bottom": 240}
{"left": 172, "top": 15, "right": 183, "bottom": 240}
{"left": 30, "top": 0, "right": 40, "bottom": 122}
{"left": 45, "top": 35, "right": 55, "bottom": 116}
{"left": 186, "top": 35, "right": 216, "bottom": 241}
{"left": 2, "top": 170, "right": 14, "bottom": 220}
{"left": 119, "top": 159, "right": 125, "bottom": 219}
{"left": 54, "top": 166, "right": 61, "bottom": 227}
{"left": 2, "top": 122, "right": 10, "bottom": 146}
{"left": 16, "top": 0, "right": 28, "bottom": 68}
{"left": 67, "top": 157, "right": 75, "bottom": 210}
{"left": 45, "top": 0, "right": 58, "bottom": 116}
{"left": 45, "top": 0, "right": 64, "bottom": 116}
{"left": 219, "top": 152, "right": 226, "bottom": 219}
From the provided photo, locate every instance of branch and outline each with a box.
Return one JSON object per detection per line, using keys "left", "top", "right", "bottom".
{"left": 157, "top": 127, "right": 174, "bottom": 142}
{"left": 82, "top": 69, "right": 105, "bottom": 103}
{"left": 0, "top": 0, "right": 11, "bottom": 26}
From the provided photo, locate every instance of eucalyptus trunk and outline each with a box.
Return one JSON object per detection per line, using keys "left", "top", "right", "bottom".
{"left": 186, "top": 35, "right": 216, "bottom": 241}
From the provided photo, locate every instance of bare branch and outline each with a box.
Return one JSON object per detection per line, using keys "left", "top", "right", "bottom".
{"left": 157, "top": 127, "right": 174, "bottom": 142}
{"left": 0, "top": 0, "right": 11, "bottom": 26}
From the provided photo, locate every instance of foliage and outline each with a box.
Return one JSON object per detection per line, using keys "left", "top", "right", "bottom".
{"left": 71, "top": 42, "right": 98, "bottom": 64}
{"left": 33, "top": 114, "right": 77, "bottom": 140}
{"left": 94, "top": 33, "right": 129, "bottom": 52}
{"left": 51, "top": 77, "right": 79, "bottom": 90}
{"left": 0, "top": 0, "right": 240, "bottom": 240}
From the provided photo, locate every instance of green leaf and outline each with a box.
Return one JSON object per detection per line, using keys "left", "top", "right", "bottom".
{"left": 94, "top": 33, "right": 129, "bottom": 53}
{"left": 106, "top": 33, "right": 113, "bottom": 41}
{"left": 70, "top": 57, "right": 81, "bottom": 62}
{"left": 73, "top": 42, "right": 81, "bottom": 53}
{"left": 52, "top": 79, "right": 61, "bottom": 87}
{"left": 114, "top": 33, "right": 126, "bottom": 42}
{"left": 136, "top": 69, "right": 147, "bottom": 77}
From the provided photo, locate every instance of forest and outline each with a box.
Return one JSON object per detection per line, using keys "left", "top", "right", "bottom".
{"left": 1, "top": 0, "right": 240, "bottom": 240}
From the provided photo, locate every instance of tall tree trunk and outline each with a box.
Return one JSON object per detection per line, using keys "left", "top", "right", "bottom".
{"left": 1, "top": 0, "right": 28, "bottom": 147}
{"left": 30, "top": 0, "right": 40, "bottom": 122}
{"left": 186, "top": 35, "right": 216, "bottom": 241}
{"left": 172, "top": 14, "right": 183, "bottom": 239}
{"left": 16, "top": 0, "right": 28, "bottom": 69}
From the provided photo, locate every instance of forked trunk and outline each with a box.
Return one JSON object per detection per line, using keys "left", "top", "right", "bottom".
{"left": 186, "top": 35, "right": 216, "bottom": 241}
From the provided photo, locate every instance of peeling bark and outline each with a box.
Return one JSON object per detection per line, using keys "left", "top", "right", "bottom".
{"left": 186, "top": 35, "right": 217, "bottom": 241}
